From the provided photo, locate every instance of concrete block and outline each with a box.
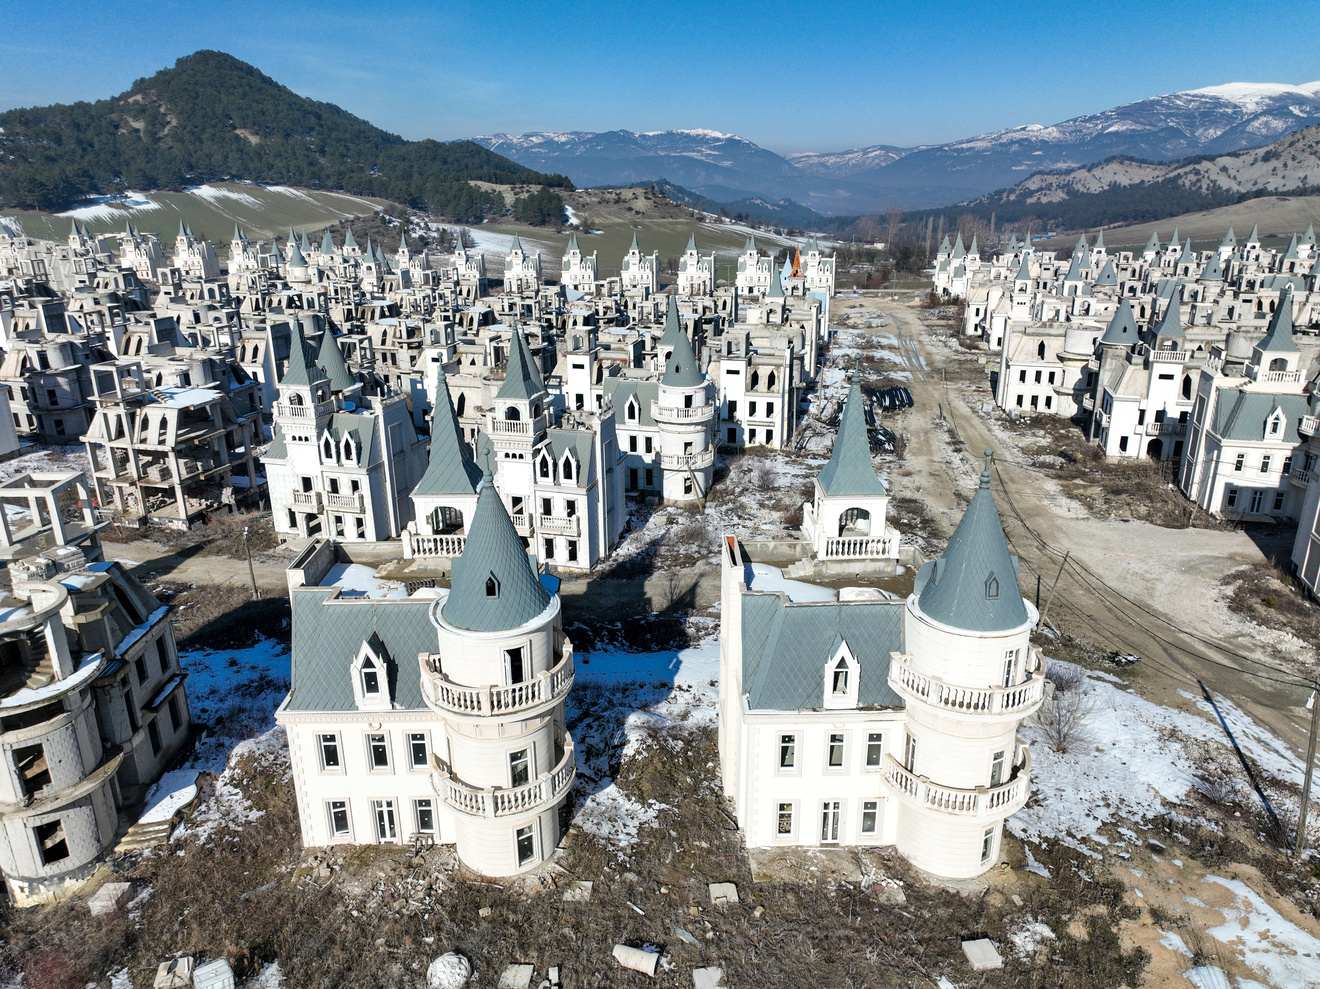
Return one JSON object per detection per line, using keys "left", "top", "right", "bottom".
{"left": 612, "top": 945, "right": 659, "bottom": 977}
{"left": 961, "top": 938, "right": 1003, "bottom": 971}
{"left": 154, "top": 957, "right": 194, "bottom": 988}
{"left": 192, "top": 959, "right": 235, "bottom": 989}
{"left": 693, "top": 966, "right": 725, "bottom": 988}
{"left": 498, "top": 964, "right": 534, "bottom": 989}
{"left": 708, "top": 882, "right": 739, "bottom": 905}
{"left": 88, "top": 881, "right": 132, "bottom": 916}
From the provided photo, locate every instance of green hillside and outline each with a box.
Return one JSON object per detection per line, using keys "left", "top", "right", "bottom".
{"left": 0, "top": 50, "right": 570, "bottom": 220}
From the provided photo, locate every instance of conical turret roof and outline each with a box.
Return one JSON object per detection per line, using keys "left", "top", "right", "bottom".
{"left": 307, "top": 321, "right": 357, "bottom": 393}
{"left": 1100, "top": 298, "right": 1139, "bottom": 346}
{"left": 1153, "top": 298, "right": 1185, "bottom": 339}
{"left": 685, "top": 232, "right": 697, "bottom": 252}
{"left": 1304, "top": 224, "right": 1316, "bottom": 247}
{"left": 1246, "top": 224, "right": 1260, "bottom": 246}
{"left": 1282, "top": 234, "right": 1300, "bottom": 261}
{"left": 766, "top": 262, "right": 786, "bottom": 298}
{"left": 497, "top": 328, "right": 545, "bottom": 401}
{"left": 1073, "top": 232, "right": 1088, "bottom": 257}
{"left": 1258, "top": 286, "right": 1298, "bottom": 353}
{"left": 1093, "top": 229, "right": 1106, "bottom": 253}
{"left": 300, "top": 229, "right": 313, "bottom": 252}
{"left": 287, "top": 237, "right": 308, "bottom": 267}
{"left": 1095, "top": 258, "right": 1117, "bottom": 285}
{"left": 659, "top": 294, "right": 686, "bottom": 347}
{"left": 281, "top": 317, "right": 328, "bottom": 388}
{"left": 1199, "top": 253, "right": 1225, "bottom": 281}
{"left": 744, "top": 233, "right": 756, "bottom": 252}
{"left": 1016, "top": 252, "right": 1032, "bottom": 280}
{"left": 321, "top": 229, "right": 336, "bottom": 254}
{"left": 661, "top": 319, "right": 704, "bottom": 388}
{"left": 952, "top": 232, "right": 966, "bottom": 257}
{"left": 968, "top": 234, "right": 979, "bottom": 257}
{"left": 343, "top": 226, "right": 357, "bottom": 248}
{"left": 917, "top": 452, "right": 1027, "bottom": 632}
{"left": 1144, "top": 231, "right": 1161, "bottom": 253}
{"left": 566, "top": 232, "right": 579, "bottom": 253}
{"left": 817, "top": 374, "right": 885, "bottom": 497}
{"left": 938, "top": 234, "right": 951, "bottom": 254}
{"left": 509, "top": 233, "right": 523, "bottom": 253}
{"left": 442, "top": 463, "right": 551, "bottom": 633}
{"left": 414, "top": 369, "right": 482, "bottom": 496}
{"left": 1220, "top": 227, "right": 1237, "bottom": 249}
{"left": 629, "top": 231, "right": 639, "bottom": 252}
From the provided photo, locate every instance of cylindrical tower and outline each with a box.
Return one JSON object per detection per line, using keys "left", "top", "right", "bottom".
{"left": 0, "top": 580, "right": 119, "bottom": 905}
{"left": 886, "top": 453, "right": 1045, "bottom": 879}
{"left": 654, "top": 302, "right": 714, "bottom": 503}
{"left": 421, "top": 467, "right": 574, "bottom": 876}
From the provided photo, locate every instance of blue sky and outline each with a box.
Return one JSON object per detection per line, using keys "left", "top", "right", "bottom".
{"left": 3, "top": 0, "right": 1318, "bottom": 153}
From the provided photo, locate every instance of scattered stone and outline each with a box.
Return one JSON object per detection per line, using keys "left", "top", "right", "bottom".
{"left": 612, "top": 944, "right": 660, "bottom": 977}
{"left": 154, "top": 957, "right": 194, "bottom": 989}
{"left": 193, "top": 959, "right": 236, "bottom": 989}
{"left": 1011, "top": 894, "right": 1025, "bottom": 908}
{"left": 708, "top": 882, "right": 739, "bottom": 905}
{"left": 427, "top": 952, "right": 473, "bottom": 989}
{"left": 693, "top": 966, "right": 726, "bottom": 989}
{"left": 752, "top": 905, "right": 765, "bottom": 918}
{"left": 874, "top": 884, "right": 906, "bottom": 906}
{"left": 497, "top": 964, "right": 534, "bottom": 989}
{"left": 688, "top": 906, "right": 700, "bottom": 917}
{"left": 88, "top": 882, "right": 132, "bottom": 916}
{"left": 479, "top": 906, "right": 493, "bottom": 919}
{"left": 673, "top": 928, "right": 698, "bottom": 945}
{"left": 962, "top": 939, "right": 1004, "bottom": 971}
{"left": 561, "top": 880, "right": 593, "bottom": 903}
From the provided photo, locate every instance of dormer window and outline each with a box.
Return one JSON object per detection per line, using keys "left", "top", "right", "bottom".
{"left": 562, "top": 457, "right": 574, "bottom": 481}
{"left": 361, "top": 660, "right": 380, "bottom": 696}
{"left": 485, "top": 575, "right": 498, "bottom": 597}
{"left": 831, "top": 659, "right": 849, "bottom": 695}
{"left": 823, "top": 641, "right": 859, "bottom": 710}
{"left": 986, "top": 575, "right": 1000, "bottom": 600}
{"left": 324, "top": 437, "right": 334, "bottom": 459}
{"left": 627, "top": 400, "right": 637, "bottom": 421}
{"left": 539, "top": 457, "right": 551, "bottom": 479}
{"left": 343, "top": 437, "right": 354, "bottom": 461}
{"left": 351, "top": 642, "right": 391, "bottom": 712}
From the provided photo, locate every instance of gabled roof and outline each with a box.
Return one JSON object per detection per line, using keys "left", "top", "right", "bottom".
{"left": 817, "top": 376, "right": 885, "bottom": 497}
{"left": 1153, "top": 298, "right": 1185, "bottom": 339}
{"left": 661, "top": 319, "right": 705, "bottom": 388}
{"left": 916, "top": 453, "right": 1027, "bottom": 633}
{"left": 1100, "top": 298, "right": 1139, "bottom": 346}
{"left": 1257, "top": 286, "right": 1298, "bottom": 353}
{"left": 740, "top": 593, "right": 904, "bottom": 711}
{"left": 496, "top": 327, "right": 545, "bottom": 400}
{"left": 603, "top": 378, "right": 658, "bottom": 427}
{"left": 414, "top": 370, "right": 482, "bottom": 496}
{"left": 442, "top": 468, "right": 551, "bottom": 632}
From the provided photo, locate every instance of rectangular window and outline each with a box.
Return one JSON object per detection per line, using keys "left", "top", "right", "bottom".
{"left": 865, "top": 732, "right": 883, "bottom": 769}
{"left": 1274, "top": 491, "right": 1286, "bottom": 511}
{"left": 1226, "top": 488, "right": 1238, "bottom": 509}
{"left": 510, "top": 748, "right": 530, "bottom": 787}
{"left": 1033, "top": 370, "right": 1042, "bottom": 384}
{"left": 319, "top": 733, "right": 341, "bottom": 770}
{"left": 629, "top": 435, "right": 638, "bottom": 452}
{"left": 565, "top": 499, "right": 577, "bottom": 517}
{"left": 905, "top": 734, "right": 917, "bottom": 773}
{"left": 1018, "top": 370, "right": 1026, "bottom": 383}
{"left": 328, "top": 800, "right": 351, "bottom": 837}
{"left": 35, "top": 820, "right": 69, "bottom": 865}
{"left": 13, "top": 744, "right": 50, "bottom": 798}
{"left": 1118, "top": 434, "right": 1127, "bottom": 452}
{"left": 1284, "top": 457, "right": 1294, "bottom": 475}
{"left": 861, "top": 801, "right": 878, "bottom": 835}
{"left": 777, "top": 802, "right": 794, "bottom": 835}
{"left": 1137, "top": 409, "right": 1146, "bottom": 426}
{"left": 981, "top": 826, "right": 995, "bottom": 863}
{"left": 1261, "top": 456, "right": 1272, "bottom": 474}
{"left": 779, "top": 734, "right": 796, "bottom": 770}
{"left": 541, "top": 497, "right": 553, "bottom": 516}
{"left": 135, "top": 657, "right": 148, "bottom": 685}
{"left": 373, "top": 799, "right": 397, "bottom": 841}
{"left": 414, "top": 798, "right": 435, "bottom": 834}
{"left": 516, "top": 824, "right": 536, "bottom": 865}
{"left": 749, "top": 401, "right": 758, "bottom": 417}
{"left": 827, "top": 733, "right": 844, "bottom": 769}
{"left": 1047, "top": 372, "right": 1055, "bottom": 385}
{"left": 820, "top": 801, "right": 841, "bottom": 843}
{"left": 644, "top": 436, "right": 653, "bottom": 454}
{"left": 408, "top": 732, "right": 428, "bottom": 769}
{"left": 543, "top": 538, "right": 555, "bottom": 559}
{"left": 645, "top": 468, "right": 654, "bottom": 487}
{"left": 727, "top": 399, "right": 738, "bottom": 417}
{"left": 1002, "top": 649, "right": 1018, "bottom": 688}
{"left": 156, "top": 636, "right": 171, "bottom": 675}
{"left": 148, "top": 719, "right": 161, "bottom": 756}
{"left": 567, "top": 540, "right": 578, "bottom": 562}
{"left": 1250, "top": 489, "right": 1265, "bottom": 513}
{"left": 368, "top": 733, "right": 390, "bottom": 770}
{"left": 167, "top": 695, "right": 181, "bottom": 734}
{"left": 991, "top": 749, "right": 1006, "bottom": 787}
{"left": 1234, "top": 454, "right": 1245, "bottom": 472}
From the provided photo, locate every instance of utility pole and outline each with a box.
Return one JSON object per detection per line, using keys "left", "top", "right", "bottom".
{"left": 243, "top": 526, "right": 260, "bottom": 601}
{"left": 1039, "top": 551, "right": 1070, "bottom": 626}
{"left": 1295, "top": 686, "right": 1319, "bottom": 859}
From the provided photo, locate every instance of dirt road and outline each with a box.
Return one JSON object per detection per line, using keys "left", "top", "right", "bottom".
{"left": 870, "top": 298, "right": 1317, "bottom": 760}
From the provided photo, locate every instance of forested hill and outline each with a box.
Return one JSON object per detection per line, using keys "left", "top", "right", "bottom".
{"left": 0, "top": 50, "right": 570, "bottom": 218}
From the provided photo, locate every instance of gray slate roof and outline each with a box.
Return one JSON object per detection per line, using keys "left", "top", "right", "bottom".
{"left": 1258, "top": 287, "right": 1298, "bottom": 353}
{"left": 661, "top": 322, "right": 705, "bottom": 388}
{"left": 1153, "top": 299, "right": 1185, "bottom": 339}
{"left": 603, "top": 379, "right": 658, "bottom": 426}
{"left": 741, "top": 591, "right": 904, "bottom": 711}
{"left": 1213, "top": 391, "right": 1307, "bottom": 443}
{"left": 441, "top": 477, "right": 551, "bottom": 632}
{"left": 659, "top": 294, "right": 686, "bottom": 348}
{"left": 497, "top": 328, "right": 545, "bottom": 401}
{"left": 817, "top": 377, "right": 886, "bottom": 496}
{"left": 308, "top": 325, "right": 357, "bottom": 394}
{"left": 1095, "top": 258, "right": 1117, "bottom": 285}
{"left": 287, "top": 591, "right": 436, "bottom": 711}
{"left": 414, "top": 371, "right": 481, "bottom": 496}
{"left": 1100, "top": 298, "right": 1139, "bottom": 346}
{"left": 281, "top": 319, "right": 328, "bottom": 388}
{"left": 916, "top": 456, "right": 1028, "bottom": 632}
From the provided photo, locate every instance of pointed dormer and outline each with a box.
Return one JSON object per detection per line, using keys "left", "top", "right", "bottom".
{"left": 441, "top": 461, "right": 551, "bottom": 633}
{"left": 1099, "top": 298, "right": 1139, "bottom": 351}
{"left": 914, "top": 452, "right": 1027, "bottom": 632}
{"left": 411, "top": 369, "right": 483, "bottom": 538}
{"left": 1250, "top": 286, "right": 1300, "bottom": 377}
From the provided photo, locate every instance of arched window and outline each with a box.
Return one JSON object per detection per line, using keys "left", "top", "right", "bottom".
{"left": 562, "top": 458, "right": 574, "bottom": 481}
{"left": 343, "top": 437, "right": 354, "bottom": 461}
{"left": 505, "top": 406, "right": 521, "bottom": 421}
{"left": 767, "top": 371, "right": 776, "bottom": 390}
{"left": 539, "top": 457, "right": 551, "bottom": 479}
{"left": 831, "top": 658, "right": 849, "bottom": 695}
{"left": 324, "top": 437, "right": 334, "bottom": 459}
{"left": 455, "top": 393, "right": 466, "bottom": 416}
{"left": 156, "top": 416, "right": 168, "bottom": 445}
{"left": 1270, "top": 357, "right": 1289, "bottom": 372}
{"left": 627, "top": 401, "right": 637, "bottom": 421}
{"left": 289, "top": 393, "right": 303, "bottom": 406}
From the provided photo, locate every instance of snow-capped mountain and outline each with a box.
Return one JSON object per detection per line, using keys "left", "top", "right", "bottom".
{"left": 471, "top": 82, "right": 1320, "bottom": 213}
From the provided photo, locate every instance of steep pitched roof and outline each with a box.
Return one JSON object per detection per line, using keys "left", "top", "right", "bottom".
{"left": 1016, "top": 252, "right": 1032, "bottom": 280}
{"left": 1304, "top": 224, "right": 1317, "bottom": 247}
{"left": 496, "top": 327, "right": 545, "bottom": 400}
{"left": 300, "top": 229, "right": 313, "bottom": 252}
{"left": 1093, "top": 229, "right": 1106, "bottom": 253}
{"left": 280, "top": 318, "right": 328, "bottom": 388}
{"left": 1282, "top": 234, "right": 1300, "bottom": 261}
{"left": 1257, "top": 287, "right": 1298, "bottom": 353}
{"left": 1220, "top": 227, "right": 1237, "bottom": 249}
{"left": 321, "top": 229, "right": 336, "bottom": 254}
{"left": 1200, "top": 253, "right": 1225, "bottom": 280}
{"left": 566, "top": 232, "right": 579, "bottom": 253}
{"left": 938, "top": 234, "right": 951, "bottom": 254}
{"left": 685, "top": 232, "right": 697, "bottom": 252}
{"left": 1213, "top": 391, "right": 1307, "bottom": 443}
{"left": 916, "top": 453, "right": 1027, "bottom": 632}
{"left": 817, "top": 376, "right": 885, "bottom": 497}
{"left": 1073, "top": 233, "right": 1088, "bottom": 257}
{"left": 509, "top": 233, "right": 523, "bottom": 253}
{"left": 1064, "top": 251, "right": 1084, "bottom": 280}
{"left": 1178, "top": 238, "right": 1195, "bottom": 263}
{"left": 307, "top": 323, "right": 357, "bottom": 393}
{"left": 661, "top": 319, "right": 705, "bottom": 388}
{"left": 1144, "top": 231, "right": 1161, "bottom": 253}
{"left": 1094, "top": 258, "right": 1117, "bottom": 285}
{"left": 952, "top": 232, "right": 966, "bottom": 257}
{"left": 414, "top": 370, "right": 482, "bottom": 496}
{"left": 968, "top": 234, "right": 979, "bottom": 257}
{"left": 740, "top": 593, "right": 904, "bottom": 711}
{"left": 287, "top": 238, "right": 308, "bottom": 267}
{"left": 628, "top": 231, "right": 639, "bottom": 252}
{"left": 659, "top": 294, "right": 686, "bottom": 347}
{"left": 286, "top": 592, "right": 437, "bottom": 711}
{"left": 1153, "top": 298, "right": 1185, "bottom": 339}
{"left": 1246, "top": 224, "right": 1260, "bottom": 246}
{"left": 441, "top": 468, "right": 551, "bottom": 632}
{"left": 744, "top": 234, "right": 756, "bottom": 252}
{"left": 766, "top": 263, "right": 786, "bottom": 298}
{"left": 1100, "top": 298, "right": 1139, "bottom": 346}
{"left": 343, "top": 226, "right": 357, "bottom": 248}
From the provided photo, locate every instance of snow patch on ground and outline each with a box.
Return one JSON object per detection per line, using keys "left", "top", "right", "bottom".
{"left": 1203, "top": 875, "right": 1320, "bottom": 988}
{"left": 181, "top": 726, "right": 288, "bottom": 843}
{"left": 56, "top": 192, "right": 161, "bottom": 222}
{"left": 181, "top": 637, "right": 291, "bottom": 773}
{"left": 187, "top": 184, "right": 264, "bottom": 208}
{"left": 1008, "top": 917, "right": 1055, "bottom": 959}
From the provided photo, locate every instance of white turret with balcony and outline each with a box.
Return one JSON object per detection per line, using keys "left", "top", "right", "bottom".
{"left": 885, "top": 452, "right": 1043, "bottom": 878}
{"left": 654, "top": 299, "right": 715, "bottom": 502}
{"left": 405, "top": 368, "right": 482, "bottom": 561}
{"left": 420, "top": 464, "right": 574, "bottom": 875}
{"left": 801, "top": 373, "right": 900, "bottom": 565}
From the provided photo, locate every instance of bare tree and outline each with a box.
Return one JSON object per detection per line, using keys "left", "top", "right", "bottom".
{"left": 1041, "top": 664, "right": 1095, "bottom": 752}
{"left": 884, "top": 206, "right": 903, "bottom": 248}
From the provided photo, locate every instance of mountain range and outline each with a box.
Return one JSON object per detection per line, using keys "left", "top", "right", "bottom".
{"left": 473, "top": 82, "right": 1320, "bottom": 213}
{"left": 0, "top": 51, "right": 564, "bottom": 217}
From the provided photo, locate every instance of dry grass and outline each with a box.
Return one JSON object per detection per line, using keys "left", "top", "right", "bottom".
{"left": 106, "top": 511, "right": 280, "bottom": 561}
{"left": 150, "top": 580, "right": 290, "bottom": 650}
{"left": 1221, "top": 563, "right": 1320, "bottom": 645}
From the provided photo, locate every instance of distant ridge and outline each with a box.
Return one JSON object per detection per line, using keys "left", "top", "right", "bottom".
{"left": 0, "top": 50, "right": 570, "bottom": 217}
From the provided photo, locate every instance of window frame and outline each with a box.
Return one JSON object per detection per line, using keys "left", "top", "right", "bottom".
{"left": 318, "top": 732, "right": 343, "bottom": 772}
{"left": 408, "top": 732, "right": 429, "bottom": 771}
{"left": 864, "top": 732, "right": 884, "bottom": 770}
{"left": 328, "top": 799, "right": 352, "bottom": 838}
{"left": 366, "top": 732, "right": 391, "bottom": 772}
{"left": 826, "top": 732, "right": 846, "bottom": 771}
